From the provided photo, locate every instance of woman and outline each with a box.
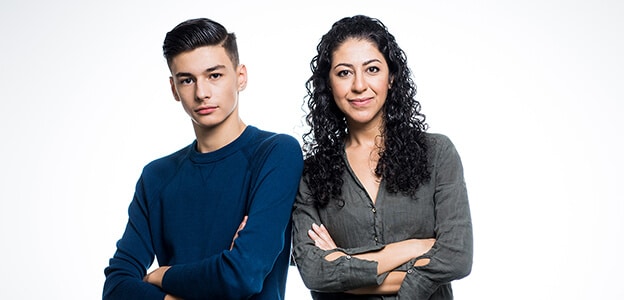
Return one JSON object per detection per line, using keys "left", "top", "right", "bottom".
{"left": 291, "top": 15, "right": 473, "bottom": 299}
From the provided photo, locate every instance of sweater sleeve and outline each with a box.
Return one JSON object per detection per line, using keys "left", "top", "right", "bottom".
{"left": 397, "top": 135, "right": 473, "bottom": 299}
{"left": 291, "top": 180, "right": 385, "bottom": 292}
{"left": 103, "top": 177, "right": 167, "bottom": 300}
{"left": 160, "top": 135, "right": 303, "bottom": 299}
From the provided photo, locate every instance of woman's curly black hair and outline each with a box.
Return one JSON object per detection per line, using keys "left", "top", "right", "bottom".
{"left": 302, "top": 15, "right": 431, "bottom": 208}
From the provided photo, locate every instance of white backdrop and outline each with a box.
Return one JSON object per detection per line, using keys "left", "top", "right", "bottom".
{"left": 1, "top": 0, "right": 622, "bottom": 299}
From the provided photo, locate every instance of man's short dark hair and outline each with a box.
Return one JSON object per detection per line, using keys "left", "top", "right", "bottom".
{"left": 163, "top": 18, "right": 239, "bottom": 68}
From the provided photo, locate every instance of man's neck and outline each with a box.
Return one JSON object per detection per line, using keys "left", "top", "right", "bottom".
{"left": 193, "top": 118, "right": 247, "bottom": 153}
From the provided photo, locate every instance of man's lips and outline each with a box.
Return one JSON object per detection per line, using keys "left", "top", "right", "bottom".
{"left": 195, "top": 106, "right": 218, "bottom": 115}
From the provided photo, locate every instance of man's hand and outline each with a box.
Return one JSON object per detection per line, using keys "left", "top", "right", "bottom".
{"left": 148, "top": 216, "right": 248, "bottom": 298}
{"left": 230, "top": 216, "right": 248, "bottom": 250}
{"left": 143, "top": 266, "right": 171, "bottom": 288}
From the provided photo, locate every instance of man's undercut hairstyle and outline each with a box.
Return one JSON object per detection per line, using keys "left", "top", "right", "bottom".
{"left": 163, "top": 18, "right": 239, "bottom": 67}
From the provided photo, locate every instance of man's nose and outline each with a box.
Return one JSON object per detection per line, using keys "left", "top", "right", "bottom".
{"left": 195, "top": 79, "right": 211, "bottom": 101}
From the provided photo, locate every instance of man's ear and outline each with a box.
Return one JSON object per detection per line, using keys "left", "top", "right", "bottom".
{"left": 169, "top": 77, "right": 180, "bottom": 101}
{"left": 237, "top": 64, "right": 248, "bottom": 92}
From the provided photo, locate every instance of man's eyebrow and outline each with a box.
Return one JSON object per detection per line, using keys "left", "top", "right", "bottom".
{"left": 174, "top": 65, "right": 226, "bottom": 77}
{"left": 205, "top": 64, "right": 226, "bottom": 72}
{"left": 174, "top": 72, "right": 193, "bottom": 78}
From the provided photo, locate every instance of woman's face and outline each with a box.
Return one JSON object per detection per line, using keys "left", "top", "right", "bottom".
{"left": 329, "top": 38, "right": 392, "bottom": 129}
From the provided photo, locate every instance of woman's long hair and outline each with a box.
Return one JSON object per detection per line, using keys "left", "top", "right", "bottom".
{"left": 303, "top": 15, "right": 431, "bottom": 208}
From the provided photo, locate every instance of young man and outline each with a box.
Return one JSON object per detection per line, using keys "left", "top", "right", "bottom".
{"left": 103, "top": 18, "right": 303, "bottom": 299}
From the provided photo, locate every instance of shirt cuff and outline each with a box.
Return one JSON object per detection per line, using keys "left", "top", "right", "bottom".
{"left": 397, "top": 262, "right": 439, "bottom": 299}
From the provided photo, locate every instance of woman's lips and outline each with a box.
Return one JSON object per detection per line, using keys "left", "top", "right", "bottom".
{"left": 349, "top": 97, "right": 372, "bottom": 106}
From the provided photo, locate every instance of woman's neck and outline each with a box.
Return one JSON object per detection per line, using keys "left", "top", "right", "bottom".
{"left": 345, "top": 119, "right": 383, "bottom": 149}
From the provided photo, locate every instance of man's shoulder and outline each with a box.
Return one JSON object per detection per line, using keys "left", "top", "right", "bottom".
{"left": 142, "top": 143, "right": 192, "bottom": 174}
{"left": 248, "top": 126, "right": 301, "bottom": 152}
{"left": 245, "top": 127, "right": 303, "bottom": 169}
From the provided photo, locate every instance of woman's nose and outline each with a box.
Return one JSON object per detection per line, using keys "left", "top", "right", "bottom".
{"left": 351, "top": 73, "right": 366, "bottom": 93}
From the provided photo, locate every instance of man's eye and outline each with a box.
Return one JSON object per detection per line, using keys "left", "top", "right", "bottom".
{"left": 210, "top": 73, "right": 222, "bottom": 79}
{"left": 180, "top": 78, "right": 194, "bottom": 84}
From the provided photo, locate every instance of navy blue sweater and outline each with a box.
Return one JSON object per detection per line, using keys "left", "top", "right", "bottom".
{"left": 103, "top": 126, "right": 303, "bottom": 299}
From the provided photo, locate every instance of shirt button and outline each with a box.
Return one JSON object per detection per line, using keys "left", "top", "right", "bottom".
{"left": 407, "top": 269, "right": 413, "bottom": 274}
{"left": 371, "top": 208, "right": 376, "bottom": 213}
{"left": 345, "top": 255, "right": 352, "bottom": 260}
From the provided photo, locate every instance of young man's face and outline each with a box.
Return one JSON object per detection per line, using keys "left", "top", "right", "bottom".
{"left": 169, "top": 45, "right": 247, "bottom": 132}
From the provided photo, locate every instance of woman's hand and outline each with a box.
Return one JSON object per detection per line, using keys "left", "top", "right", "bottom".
{"left": 308, "top": 223, "right": 337, "bottom": 250}
{"left": 309, "top": 223, "right": 346, "bottom": 261}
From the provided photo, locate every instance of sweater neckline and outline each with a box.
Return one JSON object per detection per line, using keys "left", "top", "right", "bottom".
{"left": 188, "top": 126, "right": 257, "bottom": 164}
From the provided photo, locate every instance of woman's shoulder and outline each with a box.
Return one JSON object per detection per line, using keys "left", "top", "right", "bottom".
{"left": 421, "top": 132, "right": 462, "bottom": 160}
{"left": 422, "top": 132, "right": 454, "bottom": 148}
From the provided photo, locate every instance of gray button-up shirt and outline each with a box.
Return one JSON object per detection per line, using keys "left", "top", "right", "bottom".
{"left": 292, "top": 133, "right": 473, "bottom": 299}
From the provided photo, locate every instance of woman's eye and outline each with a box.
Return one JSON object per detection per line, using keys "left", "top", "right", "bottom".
{"left": 337, "top": 70, "right": 350, "bottom": 77}
{"left": 368, "top": 66, "right": 380, "bottom": 73}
